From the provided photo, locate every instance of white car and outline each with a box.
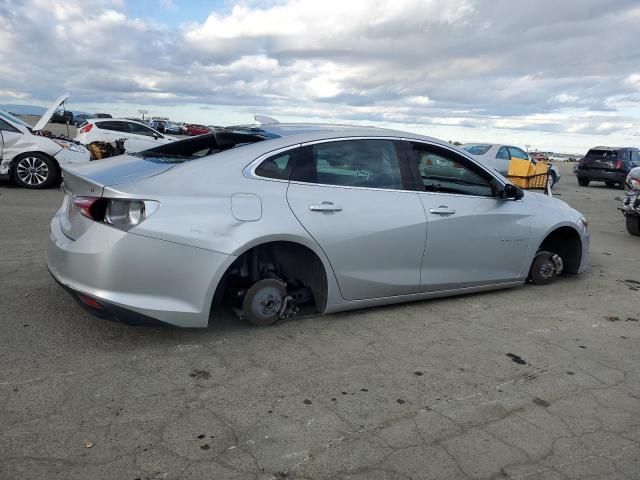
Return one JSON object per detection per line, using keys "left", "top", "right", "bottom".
{"left": 75, "top": 118, "right": 176, "bottom": 153}
{"left": 462, "top": 143, "right": 561, "bottom": 187}
{"left": 0, "top": 93, "right": 90, "bottom": 189}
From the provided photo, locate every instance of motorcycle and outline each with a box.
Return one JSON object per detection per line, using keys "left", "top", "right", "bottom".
{"left": 620, "top": 167, "right": 640, "bottom": 236}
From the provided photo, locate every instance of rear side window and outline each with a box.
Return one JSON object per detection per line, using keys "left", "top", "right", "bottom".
{"left": 631, "top": 150, "right": 640, "bottom": 166}
{"left": 255, "top": 150, "right": 297, "bottom": 180}
{"left": 96, "top": 121, "right": 127, "bottom": 132}
{"left": 292, "top": 139, "right": 405, "bottom": 190}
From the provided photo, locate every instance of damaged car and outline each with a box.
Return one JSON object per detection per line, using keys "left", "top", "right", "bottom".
{"left": 0, "top": 93, "right": 90, "bottom": 189}
{"left": 47, "top": 122, "right": 590, "bottom": 328}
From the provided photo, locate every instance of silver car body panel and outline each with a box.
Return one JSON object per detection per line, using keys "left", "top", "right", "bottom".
{"left": 48, "top": 125, "right": 588, "bottom": 327}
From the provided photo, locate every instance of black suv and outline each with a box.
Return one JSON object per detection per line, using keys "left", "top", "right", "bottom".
{"left": 576, "top": 147, "right": 640, "bottom": 187}
{"left": 51, "top": 110, "right": 74, "bottom": 124}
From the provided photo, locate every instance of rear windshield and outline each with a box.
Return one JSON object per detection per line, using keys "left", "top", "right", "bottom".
{"left": 462, "top": 144, "right": 492, "bottom": 155}
{"left": 134, "top": 131, "right": 267, "bottom": 163}
{"left": 586, "top": 149, "right": 618, "bottom": 158}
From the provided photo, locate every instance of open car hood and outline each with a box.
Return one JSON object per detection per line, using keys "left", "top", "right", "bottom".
{"left": 32, "top": 92, "right": 70, "bottom": 131}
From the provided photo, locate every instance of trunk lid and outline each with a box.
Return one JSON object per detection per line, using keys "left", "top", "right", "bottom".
{"left": 62, "top": 154, "right": 175, "bottom": 196}
{"left": 60, "top": 154, "right": 175, "bottom": 239}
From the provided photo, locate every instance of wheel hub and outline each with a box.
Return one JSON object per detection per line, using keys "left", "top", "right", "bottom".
{"left": 16, "top": 157, "right": 49, "bottom": 186}
{"left": 242, "top": 279, "right": 287, "bottom": 326}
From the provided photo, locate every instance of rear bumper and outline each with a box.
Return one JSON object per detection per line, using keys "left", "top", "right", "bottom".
{"left": 49, "top": 271, "right": 172, "bottom": 327}
{"left": 47, "top": 213, "right": 235, "bottom": 328}
{"left": 577, "top": 169, "right": 627, "bottom": 183}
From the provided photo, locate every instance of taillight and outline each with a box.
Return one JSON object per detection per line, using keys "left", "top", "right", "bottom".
{"left": 73, "top": 196, "right": 106, "bottom": 220}
{"left": 73, "top": 196, "right": 158, "bottom": 230}
{"left": 615, "top": 160, "right": 623, "bottom": 170}
{"left": 79, "top": 123, "right": 93, "bottom": 134}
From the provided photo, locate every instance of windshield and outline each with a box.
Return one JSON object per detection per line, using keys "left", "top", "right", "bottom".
{"left": 0, "top": 109, "right": 31, "bottom": 129}
{"left": 462, "top": 144, "right": 492, "bottom": 155}
{"left": 134, "top": 131, "right": 268, "bottom": 163}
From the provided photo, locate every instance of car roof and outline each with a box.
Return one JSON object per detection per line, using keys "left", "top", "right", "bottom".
{"left": 225, "top": 122, "right": 449, "bottom": 144}
{"left": 90, "top": 118, "right": 147, "bottom": 125}
{"left": 589, "top": 146, "right": 636, "bottom": 151}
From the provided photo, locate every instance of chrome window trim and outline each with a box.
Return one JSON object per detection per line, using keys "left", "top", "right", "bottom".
{"left": 243, "top": 136, "right": 509, "bottom": 198}
{"left": 242, "top": 143, "right": 303, "bottom": 184}
{"left": 244, "top": 136, "right": 407, "bottom": 187}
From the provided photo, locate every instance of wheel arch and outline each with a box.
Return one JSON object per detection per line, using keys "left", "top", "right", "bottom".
{"left": 210, "top": 235, "right": 337, "bottom": 318}
{"left": 534, "top": 224, "right": 583, "bottom": 274}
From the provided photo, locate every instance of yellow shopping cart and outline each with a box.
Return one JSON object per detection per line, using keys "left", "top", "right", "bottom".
{"left": 507, "top": 157, "right": 551, "bottom": 194}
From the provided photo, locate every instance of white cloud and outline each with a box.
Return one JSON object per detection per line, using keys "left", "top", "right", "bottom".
{"left": 0, "top": 0, "right": 639, "bottom": 152}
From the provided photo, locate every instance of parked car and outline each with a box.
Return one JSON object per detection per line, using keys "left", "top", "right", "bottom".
{"left": 73, "top": 114, "right": 91, "bottom": 126}
{"left": 149, "top": 121, "right": 183, "bottom": 135}
{"left": 184, "top": 124, "right": 210, "bottom": 136}
{"left": 0, "top": 93, "right": 90, "bottom": 188}
{"left": 93, "top": 113, "right": 112, "bottom": 118}
{"left": 575, "top": 147, "right": 640, "bottom": 188}
{"left": 75, "top": 119, "right": 176, "bottom": 153}
{"left": 51, "top": 110, "right": 74, "bottom": 124}
{"left": 620, "top": 167, "right": 640, "bottom": 236}
{"left": 462, "top": 143, "right": 561, "bottom": 188}
{"left": 48, "top": 123, "right": 589, "bottom": 328}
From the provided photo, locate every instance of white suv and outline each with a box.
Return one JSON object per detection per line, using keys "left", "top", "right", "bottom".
{"left": 75, "top": 119, "right": 176, "bottom": 153}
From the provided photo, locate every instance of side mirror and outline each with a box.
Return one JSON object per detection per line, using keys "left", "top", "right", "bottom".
{"left": 152, "top": 133, "right": 159, "bottom": 139}
{"left": 503, "top": 184, "right": 524, "bottom": 200}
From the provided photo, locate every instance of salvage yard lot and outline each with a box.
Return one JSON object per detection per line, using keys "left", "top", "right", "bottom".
{"left": 1, "top": 162, "right": 639, "bottom": 479}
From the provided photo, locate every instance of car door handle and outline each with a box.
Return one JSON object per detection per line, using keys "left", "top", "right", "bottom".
{"left": 429, "top": 206, "right": 456, "bottom": 215}
{"left": 309, "top": 202, "right": 342, "bottom": 213}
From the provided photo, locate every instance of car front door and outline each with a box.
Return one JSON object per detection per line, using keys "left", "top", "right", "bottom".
{"left": 494, "top": 146, "right": 511, "bottom": 175}
{"left": 126, "top": 122, "right": 165, "bottom": 151}
{"left": 406, "top": 141, "right": 533, "bottom": 290}
{"left": 0, "top": 118, "right": 24, "bottom": 172}
{"left": 286, "top": 138, "right": 425, "bottom": 301}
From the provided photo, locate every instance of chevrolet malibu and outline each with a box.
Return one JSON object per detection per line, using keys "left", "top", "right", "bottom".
{"left": 47, "top": 123, "right": 590, "bottom": 327}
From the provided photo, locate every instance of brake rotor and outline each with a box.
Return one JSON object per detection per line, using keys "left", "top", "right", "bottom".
{"left": 242, "top": 279, "right": 287, "bottom": 326}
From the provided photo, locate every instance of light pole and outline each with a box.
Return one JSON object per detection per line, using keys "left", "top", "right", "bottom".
{"left": 138, "top": 109, "right": 149, "bottom": 121}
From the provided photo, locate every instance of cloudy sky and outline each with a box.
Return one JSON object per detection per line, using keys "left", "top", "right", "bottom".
{"left": 0, "top": 0, "right": 639, "bottom": 152}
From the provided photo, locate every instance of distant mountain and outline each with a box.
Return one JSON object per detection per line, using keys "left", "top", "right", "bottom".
{"left": 0, "top": 104, "right": 92, "bottom": 116}
{"left": 0, "top": 104, "right": 47, "bottom": 116}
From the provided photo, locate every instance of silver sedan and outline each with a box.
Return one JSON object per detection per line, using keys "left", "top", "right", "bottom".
{"left": 47, "top": 124, "right": 589, "bottom": 327}
{"left": 461, "top": 143, "right": 562, "bottom": 188}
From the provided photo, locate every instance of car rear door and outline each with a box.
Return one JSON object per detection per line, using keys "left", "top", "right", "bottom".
{"left": 95, "top": 120, "right": 128, "bottom": 146}
{"left": 405, "top": 141, "right": 532, "bottom": 290}
{"left": 286, "top": 138, "right": 425, "bottom": 301}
